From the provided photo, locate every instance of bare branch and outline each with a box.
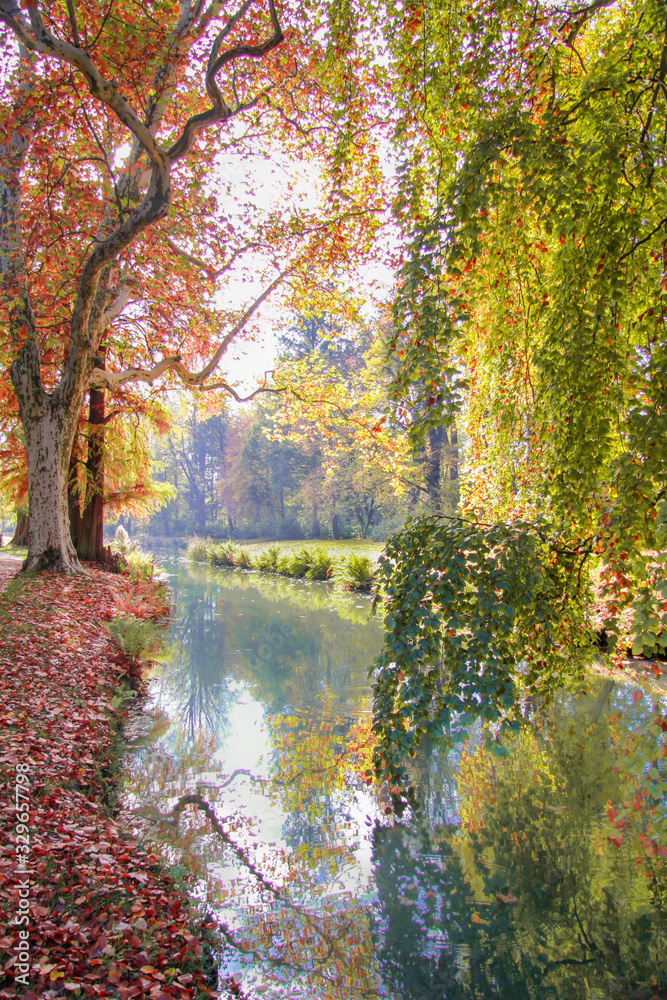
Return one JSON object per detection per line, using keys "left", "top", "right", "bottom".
{"left": 164, "top": 233, "right": 261, "bottom": 280}
{"left": 89, "top": 356, "right": 286, "bottom": 404}
{"left": 101, "top": 279, "right": 143, "bottom": 327}
{"left": 198, "top": 266, "right": 289, "bottom": 380}
{"left": 560, "top": 0, "right": 616, "bottom": 47}
{"left": 90, "top": 266, "right": 291, "bottom": 391}
{"left": 65, "top": 0, "right": 80, "bottom": 47}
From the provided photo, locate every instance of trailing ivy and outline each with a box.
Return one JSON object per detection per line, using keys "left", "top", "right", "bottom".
{"left": 365, "top": 0, "right": 667, "bottom": 805}
{"left": 371, "top": 516, "right": 595, "bottom": 810}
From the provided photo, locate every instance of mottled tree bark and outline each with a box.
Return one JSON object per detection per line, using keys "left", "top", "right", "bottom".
{"left": 11, "top": 339, "right": 83, "bottom": 572}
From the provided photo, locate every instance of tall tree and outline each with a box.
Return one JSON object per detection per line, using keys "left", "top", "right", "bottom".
{"left": 0, "top": 0, "right": 385, "bottom": 571}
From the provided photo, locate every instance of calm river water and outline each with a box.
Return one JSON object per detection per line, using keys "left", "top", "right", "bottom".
{"left": 123, "top": 556, "right": 667, "bottom": 1000}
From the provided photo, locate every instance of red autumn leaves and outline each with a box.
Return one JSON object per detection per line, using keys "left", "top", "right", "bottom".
{"left": 0, "top": 570, "right": 216, "bottom": 1000}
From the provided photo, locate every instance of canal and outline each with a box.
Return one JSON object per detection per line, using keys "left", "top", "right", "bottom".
{"left": 123, "top": 555, "right": 667, "bottom": 999}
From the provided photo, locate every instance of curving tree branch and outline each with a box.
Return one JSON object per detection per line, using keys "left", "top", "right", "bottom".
{"left": 1, "top": 0, "right": 285, "bottom": 411}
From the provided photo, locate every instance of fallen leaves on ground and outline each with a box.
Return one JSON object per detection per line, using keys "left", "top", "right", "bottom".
{"left": 0, "top": 568, "right": 216, "bottom": 1000}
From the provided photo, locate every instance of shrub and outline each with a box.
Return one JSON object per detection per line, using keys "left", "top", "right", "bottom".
{"left": 342, "top": 554, "right": 375, "bottom": 591}
{"left": 286, "top": 545, "right": 317, "bottom": 578}
{"left": 112, "top": 525, "right": 135, "bottom": 556}
{"left": 305, "top": 549, "right": 335, "bottom": 581}
{"left": 234, "top": 547, "right": 252, "bottom": 569}
{"left": 125, "top": 548, "right": 156, "bottom": 582}
{"left": 187, "top": 538, "right": 210, "bottom": 563}
{"left": 113, "top": 580, "right": 170, "bottom": 620}
{"left": 104, "top": 615, "right": 166, "bottom": 662}
{"left": 276, "top": 554, "right": 293, "bottom": 575}
{"left": 209, "top": 541, "right": 237, "bottom": 567}
{"left": 254, "top": 543, "right": 281, "bottom": 572}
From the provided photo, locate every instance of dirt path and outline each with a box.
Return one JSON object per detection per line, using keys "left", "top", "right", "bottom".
{"left": 0, "top": 554, "right": 22, "bottom": 592}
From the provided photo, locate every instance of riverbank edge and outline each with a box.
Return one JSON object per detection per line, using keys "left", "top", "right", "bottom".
{"left": 186, "top": 538, "right": 380, "bottom": 592}
{"left": 0, "top": 567, "right": 219, "bottom": 1000}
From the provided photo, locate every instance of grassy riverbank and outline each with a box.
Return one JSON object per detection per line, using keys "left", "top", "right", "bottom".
{"left": 0, "top": 568, "right": 217, "bottom": 1000}
{"left": 187, "top": 538, "right": 384, "bottom": 591}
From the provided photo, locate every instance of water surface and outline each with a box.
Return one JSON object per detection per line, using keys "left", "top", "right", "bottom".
{"left": 123, "top": 557, "right": 667, "bottom": 999}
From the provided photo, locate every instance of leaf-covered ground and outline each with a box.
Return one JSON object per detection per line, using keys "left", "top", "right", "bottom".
{"left": 0, "top": 567, "right": 217, "bottom": 1000}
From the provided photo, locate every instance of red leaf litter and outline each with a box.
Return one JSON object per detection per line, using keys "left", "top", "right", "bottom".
{"left": 0, "top": 567, "right": 217, "bottom": 999}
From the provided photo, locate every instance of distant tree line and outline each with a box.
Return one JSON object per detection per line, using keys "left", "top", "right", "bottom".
{"left": 137, "top": 315, "right": 459, "bottom": 541}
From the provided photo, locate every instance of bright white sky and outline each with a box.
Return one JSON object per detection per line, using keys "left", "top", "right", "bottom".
{"left": 210, "top": 146, "right": 397, "bottom": 396}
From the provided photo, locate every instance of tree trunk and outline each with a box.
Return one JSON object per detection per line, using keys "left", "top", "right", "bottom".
{"left": 22, "top": 409, "right": 82, "bottom": 572}
{"left": 10, "top": 510, "right": 30, "bottom": 547}
{"left": 311, "top": 500, "right": 320, "bottom": 538}
{"left": 332, "top": 513, "right": 340, "bottom": 540}
{"left": 426, "top": 426, "right": 446, "bottom": 504}
{"left": 68, "top": 449, "right": 83, "bottom": 550}
{"left": 447, "top": 425, "right": 459, "bottom": 480}
{"left": 10, "top": 337, "right": 84, "bottom": 573}
{"left": 76, "top": 349, "right": 106, "bottom": 562}
{"left": 194, "top": 486, "right": 206, "bottom": 533}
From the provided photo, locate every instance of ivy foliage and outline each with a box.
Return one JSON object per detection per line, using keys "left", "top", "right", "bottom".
{"left": 368, "top": 0, "right": 667, "bottom": 795}
{"left": 371, "top": 515, "right": 592, "bottom": 802}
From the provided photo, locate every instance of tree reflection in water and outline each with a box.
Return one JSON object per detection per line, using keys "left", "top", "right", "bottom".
{"left": 124, "top": 559, "right": 667, "bottom": 999}
{"left": 372, "top": 682, "right": 667, "bottom": 999}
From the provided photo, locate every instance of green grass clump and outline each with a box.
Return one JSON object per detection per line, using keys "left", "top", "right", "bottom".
{"left": 187, "top": 538, "right": 210, "bottom": 563}
{"left": 104, "top": 615, "right": 166, "bottom": 662}
{"left": 276, "top": 554, "right": 293, "bottom": 575}
{"left": 234, "top": 547, "right": 252, "bottom": 569}
{"left": 305, "top": 549, "right": 335, "bottom": 580}
{"left": 284, "top": 545, "right": 317, "bottom": 578}
{"left": 253, "top": 543, "right": 281, "bottom": 572}
{"left": 341, "top": 554, "right": 375, "bottom": 592}
{"left": 125, "top": 548, "right": 156, "bottom": 582}
{"left": 208, "top": 541, "right": 237, "bottom": 567}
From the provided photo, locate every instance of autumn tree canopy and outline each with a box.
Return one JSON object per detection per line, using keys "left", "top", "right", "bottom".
{"left": 0, "top": 0, "right": 385, "bottom": 571}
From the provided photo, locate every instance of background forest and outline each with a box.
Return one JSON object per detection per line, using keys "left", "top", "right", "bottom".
{"left": 133, "top": 313, "right": 460, "bottom": 542}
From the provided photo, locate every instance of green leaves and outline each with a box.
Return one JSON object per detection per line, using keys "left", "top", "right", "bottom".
{"left": 375, "top": 0, "right": 667, "bottom": 742}
{"left": 371, "top": 516, "right": 593, "bottom": 800}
